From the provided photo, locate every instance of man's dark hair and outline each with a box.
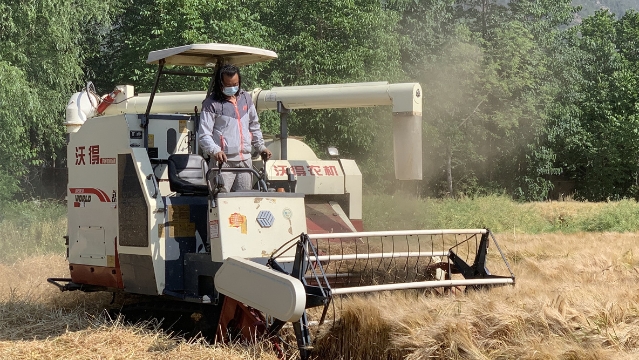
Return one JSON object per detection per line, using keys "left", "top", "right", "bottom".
{"left": 213, "top": 64, "right": 242, "bottom": 99}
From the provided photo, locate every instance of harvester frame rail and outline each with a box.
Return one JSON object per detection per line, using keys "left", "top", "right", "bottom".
{"left": 309, "top": 228, "right": 490, "bottom": 238}
{"left": 330, "top": 277, "right": 515, "bottom": 295}
{"left": 277, "top": 251, "right": 449, "bottom": 263}
{"left": 47, "top": 277, "right": 107, "bottom": 292}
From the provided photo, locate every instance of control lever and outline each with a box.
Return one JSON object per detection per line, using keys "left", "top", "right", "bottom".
{"left": 215, "top": 161, "right": 226, "bottom": 193}
{"left": 259, "top": 153, "right": 270, "bottom": 189}
{"left": 286, "top": 167, "right": 297, "bottom": 193}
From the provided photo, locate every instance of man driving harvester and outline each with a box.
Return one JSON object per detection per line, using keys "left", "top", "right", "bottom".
{"left": 199, "top": 64, "right": 272, "bottom": 192}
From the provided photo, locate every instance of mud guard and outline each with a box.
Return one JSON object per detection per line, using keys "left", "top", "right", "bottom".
{"left": 214, "top": 256, "right": 306, "bottom": 322}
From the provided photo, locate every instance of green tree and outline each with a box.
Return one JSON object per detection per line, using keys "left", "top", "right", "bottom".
{"left": 0, "top": 0, "right": 118, "bottom": 199}
{"left": 387, "top": 0, "right": 456, "bottom": 78}
{"left": 548, "top": 10, "right": 639, "bottom": 200}
{"left": 92, "top": 0, "right": 403, "bottom": 165}
{"left": 419, "top": 27, "right": 487, "bottom": 197}
{"left": 504, "top": 0, "right": 580, "bottom": 200}
{"left": 0, "top": 63, "right": 40, "bottom": 199}
{"left": 90, "top": 0, "right": 271, "bottom": 94}
{"left": 394, "top": 0, "right": 576, "bottom": 198}
{"left": 454, "top": 0, "right": 510, "bottom": 40}
{"left": 256, "top": 0, "right": 404, "bottom": 159}
{"left": 575, "top": 0, "right": 639, "bottom": 18}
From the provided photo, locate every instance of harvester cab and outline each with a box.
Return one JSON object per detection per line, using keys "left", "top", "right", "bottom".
{"left": 49, "top": 43, "right": 515, "bottom": 359}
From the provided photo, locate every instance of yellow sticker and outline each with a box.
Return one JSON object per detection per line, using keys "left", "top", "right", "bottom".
{"left": 179, "top": 120, "right": 187, "bottom": 133}
{"left": 229, "top": 212, "right": 247, "bottom": 234}
{"left": 148, "top": 134, "right": 155, "bottom": 148}
{"left": 168, "top": 205, "right": 190, "bottom": 221}
{"left": 106, "top": 255, "right": 115, "bottom": 268}
{"left": 167, "top": 205, "right": 196, "bottom": 237}
{"left": 182, "top": 222, "right": 196, "bottom": 237}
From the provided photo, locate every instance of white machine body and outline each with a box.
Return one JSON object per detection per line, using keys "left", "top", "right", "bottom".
{"left": 63, "top": 43, "right": 423, "bottom": 324}
{"left": 67, "top": 113, "right": 170, "bottom": 294}
{"left": 209, "top": 193, "right": 307, "bottom": 262}
{"left": 66, "top": 111, "right": 311, "bottom": 296}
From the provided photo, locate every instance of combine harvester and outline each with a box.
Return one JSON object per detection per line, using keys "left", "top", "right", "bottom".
{"left": 49, "top": 44, "right": 515, "bottom": 358}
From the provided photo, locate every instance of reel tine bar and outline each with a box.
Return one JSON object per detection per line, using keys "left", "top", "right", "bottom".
{"left": 298, "top": 229, "right": 514, "bottom": 296}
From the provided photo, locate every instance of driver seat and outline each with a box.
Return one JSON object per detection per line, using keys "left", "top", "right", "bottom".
{"left": 167, "top": 154, "right": 209, "bottom": 195}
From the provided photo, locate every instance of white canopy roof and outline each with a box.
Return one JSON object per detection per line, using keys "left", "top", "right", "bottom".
{"left": 146, "top": 43, "right": 278, "bottom": 67}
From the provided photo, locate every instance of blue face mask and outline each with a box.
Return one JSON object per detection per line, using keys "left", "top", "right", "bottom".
{"left": 222, "top": 86, "right": 239, "bottom": 97}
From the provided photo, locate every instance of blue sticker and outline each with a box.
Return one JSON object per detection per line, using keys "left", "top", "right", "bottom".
{"left": 257, "top": 210, "right": 275, "bottom": 228}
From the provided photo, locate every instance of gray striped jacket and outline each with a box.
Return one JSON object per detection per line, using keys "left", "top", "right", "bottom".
{"left": 198, "top": 90, "right": 267, "bottom": 162}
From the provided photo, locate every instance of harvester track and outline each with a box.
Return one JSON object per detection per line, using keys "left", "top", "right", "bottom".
{"left": 109, "top": 298, "right": 223, "bottom": 341}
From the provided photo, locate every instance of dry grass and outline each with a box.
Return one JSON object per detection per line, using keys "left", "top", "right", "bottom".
{"left": 311, "top": 232, "right": 639, "bottom": 359}
{"left": 3, "top": 232, "right": 638, "bottom": 359}
{"left": 0, "top": 255, "right": 279, "bottom": 360}
{"left": 2, "top": 199, "right": 639, "bottom": 359}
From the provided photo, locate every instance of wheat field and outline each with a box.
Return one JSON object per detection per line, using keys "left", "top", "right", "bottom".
{"left": 0, "top": 255, "right": 279, "bottom": 360}
{"left": 1, "top": 198, "right": 639, "bottom": 359}
{"left": 313, "top": 231, "right": 639, "bottom": 359}
{"left": 0, "top": 231, "right": 637, "bottom": 359}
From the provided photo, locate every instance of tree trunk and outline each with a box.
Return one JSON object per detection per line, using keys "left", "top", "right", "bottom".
{"left": 481, "top": 0, "right": 487, "bottom": 38}
{"left": 447, "top": 145, "right": 453, "bottom": 197}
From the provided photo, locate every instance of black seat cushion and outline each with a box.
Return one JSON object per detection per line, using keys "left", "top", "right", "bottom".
{"left": 167, "top": 154, "right": 209, "bottom": 195}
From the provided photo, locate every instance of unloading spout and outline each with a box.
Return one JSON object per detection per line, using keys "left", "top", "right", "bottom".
{"left": 253, "top": 82, "right": 423, "bottom": 180}
{"left": 95, "top": 81, "right": 423, "bottom": 180}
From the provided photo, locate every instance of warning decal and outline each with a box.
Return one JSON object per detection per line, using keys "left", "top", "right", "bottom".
{"left": 179, "top": 120, "right": 188, "bottom": 133}
{"left": 209, "top": 220, "right": 220, "bottom": 238}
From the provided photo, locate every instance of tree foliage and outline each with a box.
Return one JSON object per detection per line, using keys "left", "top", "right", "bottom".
{"left": 576, "top": 0, "right": 639, "bottom": 18}
{"left": 547, "top": 10, "right": 639, "bottom": 200}
{"left": 90, "top": 0, "right": 271, "bottom": 94}
{"left": 256, "top": 0, "right": 403, "bottom": 157}
{"left": 0, "top": 0, "right": 118, "bottom": 199}
{"left": 4, "top": 0, "right": 639, "bottom": 201}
